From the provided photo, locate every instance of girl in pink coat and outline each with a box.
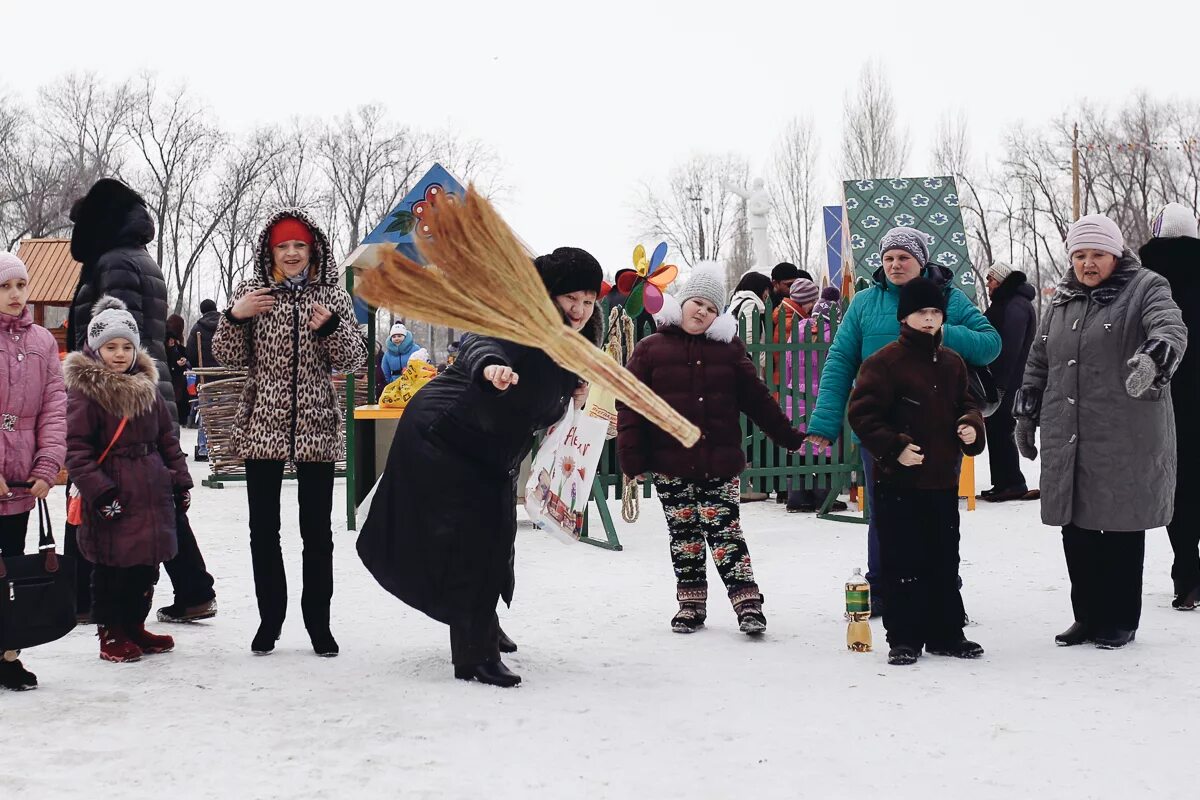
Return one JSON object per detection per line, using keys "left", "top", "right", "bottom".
{"left": 0, "top": 253, "right": 68, "bottom": 691}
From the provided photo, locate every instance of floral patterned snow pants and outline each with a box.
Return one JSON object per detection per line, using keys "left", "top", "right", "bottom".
{"left": 655, "top": 475, "right": 761, "bottom": 607}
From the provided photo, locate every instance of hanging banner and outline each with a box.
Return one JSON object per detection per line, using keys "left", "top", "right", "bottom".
{"left": 823, "top": 205, "right": 844, "bottom": 289}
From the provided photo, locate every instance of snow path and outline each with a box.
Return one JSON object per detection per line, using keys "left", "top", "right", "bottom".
{"left": 7, "top": 432, "right": 1193, "bottom": 799}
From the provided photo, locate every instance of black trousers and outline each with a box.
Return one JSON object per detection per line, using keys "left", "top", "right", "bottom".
{"left": 1062, "top": 525, "right": 1145, "bottom": 632}
{"left": 65, "top": 506, "right": 216, "bottom": 612}
{"left": 245, "top": 460, "right": 335, "bottom": 633}
{"left": 92, "top": 564, "right": 160, "bottom": 627}
{"left": 1167, "top": 468, "right": 1199, "bottom": 595}
{"left": 0, "top": 511, "right": 31, "bottom": 557}
{"left": 450, "top": 611, "right": 501, "bottom": 667}
{"left": 984, "top": 394, "right": 1026, "bottom": 491}
{"left": 876, "top": 486, "right": 966, "bottom": 647}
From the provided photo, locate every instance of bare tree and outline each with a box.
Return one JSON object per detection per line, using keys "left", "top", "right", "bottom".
{"left": 427, "top": 128, "right": 506, "bottom": 199}
{"left": 210, "top": 128, "right": 289, "bottom": 303}
{"left": 318, "top": 105, "right": 427, "bottom": 257}
{"left": 841, "top": 61, "right": 909, "bottom": 180}
{"left": 37, "top": 72, "right": 134, "bottom": 190}
{"left": 0, "top": 115, "right": 77, "bottom": 248}
{"left": 932, "top": 111, "right": 995, "bottom": 277}
{"left": 268, "top": 119, "right": 327, "bottom": 212}
{"left": 769, "top": 116, "right": 821, "bottom": 272}
{"left": 638, "top": 153, "right": 749, "bottom": 268}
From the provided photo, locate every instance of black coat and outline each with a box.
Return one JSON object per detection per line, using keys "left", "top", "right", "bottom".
{"left": 185, "top": 311, "right": 221, "bottom": 369}
{"left": 68, "top": 180, "right": 178, "bottom": 428}
{"left": 1140, "top": 236, "right": 1200, "bottom": 472}
{"left": 357, "top": 324, "right": 595, "bottom": 625}
{"left": 984, "top": 272, "right": 1038, "bottom": 397}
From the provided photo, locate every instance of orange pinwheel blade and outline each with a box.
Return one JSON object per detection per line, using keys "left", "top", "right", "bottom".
{"left": 647, "top": 263, "right": 678, "bottom": 290}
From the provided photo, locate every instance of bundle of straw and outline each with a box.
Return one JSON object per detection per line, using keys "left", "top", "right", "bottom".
{"left": 356, "top": 188, "right": 700, "bottom": 448}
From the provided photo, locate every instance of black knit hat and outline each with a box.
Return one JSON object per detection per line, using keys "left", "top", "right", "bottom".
{"left": 771, "top": 262, "right": 801, "bottom": 282}
{"left": 534, "top": 247, "right": 603, "bottom": 297}
{"left": 897, "top": 276, "right": 947, "bottom": 320}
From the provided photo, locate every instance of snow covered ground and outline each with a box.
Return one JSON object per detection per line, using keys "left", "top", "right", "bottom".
{"left": 8, "top": 430, "right": 1195, "bottom": 799}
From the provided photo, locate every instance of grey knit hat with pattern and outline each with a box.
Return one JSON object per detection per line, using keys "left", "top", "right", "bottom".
{"left": 679, "top": 263, "right": 728, "bottom": 310}
{"left": 88, "top": 296, "right": 141, "bottom": 350}
{"left": 879, "top": 226, "right": 930, "bottom": 267}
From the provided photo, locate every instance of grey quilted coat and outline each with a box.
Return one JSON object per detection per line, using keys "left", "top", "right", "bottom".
{"left": 1020, "top": 251, "right": 1187, "bottom": 531}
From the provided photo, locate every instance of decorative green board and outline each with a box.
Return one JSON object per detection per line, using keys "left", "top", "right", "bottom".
{"left": 841, "top": 176, "right": 977, "bottom": 299}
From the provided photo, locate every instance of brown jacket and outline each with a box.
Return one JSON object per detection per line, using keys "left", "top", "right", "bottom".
{"left": 848, "top": 323, "right": 985, "bottom": 490}
{"left": 212, "top": 209, "right": 367, "bottom": 463}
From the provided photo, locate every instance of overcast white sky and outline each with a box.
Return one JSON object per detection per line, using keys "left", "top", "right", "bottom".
{"left": 5, "top": 0, "right": 1197, "bottom": 276}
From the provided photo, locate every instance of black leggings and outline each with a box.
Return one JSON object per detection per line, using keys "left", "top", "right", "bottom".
{"left": 0, "top": 511, "right": 31, "bottom": 557}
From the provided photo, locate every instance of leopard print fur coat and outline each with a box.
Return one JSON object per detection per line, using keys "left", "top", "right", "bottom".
{"left": 213, "top": 209, "right": 367, "bottom": 463}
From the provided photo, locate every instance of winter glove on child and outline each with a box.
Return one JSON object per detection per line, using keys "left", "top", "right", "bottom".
{"left": 96, "top": 489, "right": 124, "bottom": 521}
{"left": 1015, "top": 418, "right": 1038, "bottom": 461}
{"left": 1125, "top": 339, "right": 1180, "bottom": 398}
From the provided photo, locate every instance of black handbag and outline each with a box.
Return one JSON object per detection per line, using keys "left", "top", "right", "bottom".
{"left": 0, "top": 495, "right": 77, "bottom": 651}
{"left": 967, "top": 364, "right": 1002, "bottom": 418}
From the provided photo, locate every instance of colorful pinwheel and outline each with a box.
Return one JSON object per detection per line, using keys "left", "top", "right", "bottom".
{"left": 617, "top": 242, "right": 678, "bottom": 316}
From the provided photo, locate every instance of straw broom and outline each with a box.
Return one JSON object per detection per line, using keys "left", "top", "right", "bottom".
{"left": 356, "top": 187, "right": 701, "bottom": 448}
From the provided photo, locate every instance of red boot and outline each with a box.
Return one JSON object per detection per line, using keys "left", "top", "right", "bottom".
{"left": 128, "top": 625, "right": 174, "bottom": 654}
{"left": 98, "top": 626, "right": 143, "bottom": 663}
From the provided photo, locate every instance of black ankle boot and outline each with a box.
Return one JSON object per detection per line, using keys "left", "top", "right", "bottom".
{"left": 454, "top": 660, "right": 521, "bottom": 687}
{"left": 497, "top": 626, "right": 518, "bottom": 654}
{"left": 1054, "top": 621, "right": 1092, "bottom": 646}
{"left": 251, "top": 624, "right": 281, "bottom": 655}
{"left": 1093, "top": 629, "right": 1136, "bottom": 650}
{"left": 0, "top": 657, "right": 37, "bottom": 691}
{"left": 309, "top": 629, "right": 339, "bottom": 657}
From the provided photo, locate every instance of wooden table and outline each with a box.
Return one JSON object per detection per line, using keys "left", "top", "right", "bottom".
{"left": 347, "top": 404, "right": 405, "bottom": 528}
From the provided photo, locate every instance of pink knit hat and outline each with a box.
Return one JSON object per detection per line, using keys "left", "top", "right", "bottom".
{"left": 0, "top": 253, "right": 29, "bottom": 286}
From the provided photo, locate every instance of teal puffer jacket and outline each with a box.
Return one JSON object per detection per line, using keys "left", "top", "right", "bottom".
{"left": 807, "top": 266, "right": 1001, "bottom": 442}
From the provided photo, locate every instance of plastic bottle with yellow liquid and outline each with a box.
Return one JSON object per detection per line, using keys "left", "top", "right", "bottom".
{"left": 845, "top": 567, "right": 872, "bottom": 652}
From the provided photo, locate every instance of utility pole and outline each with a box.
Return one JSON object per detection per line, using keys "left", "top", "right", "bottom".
{"left": 1072, "top": 123, "right": 1081, "bottom": 221}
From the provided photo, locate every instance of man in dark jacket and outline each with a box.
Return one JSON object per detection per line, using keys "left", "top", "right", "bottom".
{"left": 981, "top": 263, "right": 1038, "bottom": 502}
{"left": 67, "top": 178, "right": 217, "bottom": 623}
{"left": 1141, "top": 202, "right": 1200, "bottom": 609}
{"left": 186, "top": 299, "right": 221, "bottom": 369}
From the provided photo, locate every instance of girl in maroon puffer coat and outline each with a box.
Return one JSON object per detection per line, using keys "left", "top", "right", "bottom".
{"left": 0, "top": 253, "right": 67, "bottom": 691}
{"left": 617, "top": 265, "right": 805, "bottom": 635}
{"left": 64, "top": 297, "right": 192, "bottom": 664}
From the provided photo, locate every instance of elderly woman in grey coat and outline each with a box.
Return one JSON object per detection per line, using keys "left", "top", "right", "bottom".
{"left": 1014, "top": 214, "right": 1187, "bottom": 650}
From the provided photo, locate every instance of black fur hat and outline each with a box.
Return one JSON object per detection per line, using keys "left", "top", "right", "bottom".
{"left": 897, "top": 276, "right": 947, "bottom": 321}
{"left": 534, "top": 247, "right": 603, "bottom": 297}
{"left": 69, "top": 178, "right": 153, "bottom": 264}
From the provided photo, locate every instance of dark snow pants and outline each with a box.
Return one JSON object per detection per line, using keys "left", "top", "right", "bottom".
{"left": 875, "top": 486, "right": 966, "bottom": 647}
{"left": 92, "top": 564, "right": 160, "bottom": 626}
{"left": 0, "top": 511, "right": 31, "bottom": 556}
{"left": 246, "top": 460, "right": 335, "bottom": 634}
{"left": 985, "top": 394, "right": 1026, "bottom": 492}
{"left": 1062, "top": 525, "right": 1145, "bottom": 633}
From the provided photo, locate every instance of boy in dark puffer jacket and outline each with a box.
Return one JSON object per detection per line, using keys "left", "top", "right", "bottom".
{"left": 848, "top": 277, "right": 986, "bottom": 666}
{"left": 617, "top": 264, "right": 805, "bottom": 636}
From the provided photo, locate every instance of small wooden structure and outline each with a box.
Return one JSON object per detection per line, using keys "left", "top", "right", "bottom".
{"left": 14, "top": 238, "right": 81, "bottom": 351}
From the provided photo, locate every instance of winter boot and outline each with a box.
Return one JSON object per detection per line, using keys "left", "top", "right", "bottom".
{"left": 454, "top": 659, "right": 522, "bottom": 688}
{"left": 982, "top": 485, "right": 1029, "bottom": 503}
{"left": 251, "top": 623, "right": 281, "bottom": 655}
{"left": 1093, "top": 629, "right": 1136, "bottom": 650}
{"left": 926, "top": 639, "right": 985, "bottom": 659}
{"left": 1172, "top": 586, "right": 1200, "bottom": 611}
{"left": 0, "top": 655, "right": 36, "bottom": 691}
{"left": 128, "top": 625, "right": 175, "bottom": 654}
{"left": 671, "top": 602, "right": 708, "bottom": 633}
{"left": 98, "top": 626, "right": 143, "bottom": 663}
{"left": 732, "top": 591, "right": 766, "bottom": 636}
{"left": 497, "top": 625, "right": 518, "bottom": 654}
{"left": 1054, "top": 621, "right": 1092, "bottom": 646}
{"left": 157, "top": 598, "right": 218, "bottom": 623}
{"left": 887, "top": 644, "right": 921, "bottom": 666}
{"left": 309, "top": 628, "right": 339, "bottom": 658}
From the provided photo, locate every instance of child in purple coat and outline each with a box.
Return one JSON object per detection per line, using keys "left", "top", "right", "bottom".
{"left": 0, "top": 254, "right": 67, "bottom": 691}
{"left": 64, "top": 297, "right": 192, "bottom": 664}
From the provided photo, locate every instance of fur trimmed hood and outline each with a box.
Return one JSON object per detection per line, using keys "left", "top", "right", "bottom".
{"left": 651, "top": 293, "right": 739, "bottom": 343}
{"left": 63, "top": 350, "right": 160, "bottom": 419}
{"left": 254, "top": 208, "right": 336, "bottom": 286}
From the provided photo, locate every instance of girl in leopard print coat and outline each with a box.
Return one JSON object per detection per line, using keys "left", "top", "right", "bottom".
{"left": 213, "top": 209, "right": 366, "bottom": 657}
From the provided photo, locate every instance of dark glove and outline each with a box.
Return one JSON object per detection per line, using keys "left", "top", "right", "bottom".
{"left": 175, "top": 490, "right": 191, "bottom": 511}
{"left": 96, "top": 489, "right": 124, "bottom": 521}
{"left": 1015, "top": 418, "right": 1038, "bottom": 461}
{"left": 1012, "top": 385, "right": 1042, "bottom": 420}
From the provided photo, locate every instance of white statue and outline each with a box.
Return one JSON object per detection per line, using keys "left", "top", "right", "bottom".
{"left": 723, "top": 177, "right": 773, "bottom": 271}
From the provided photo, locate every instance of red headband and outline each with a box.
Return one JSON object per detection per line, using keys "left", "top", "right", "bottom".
{"left": 269, "top": 218, "right": 315, "bottom": 248}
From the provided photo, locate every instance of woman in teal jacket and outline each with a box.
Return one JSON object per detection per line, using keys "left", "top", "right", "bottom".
{"left": 805, "top": 227, "right": 1000, "bottom": 609}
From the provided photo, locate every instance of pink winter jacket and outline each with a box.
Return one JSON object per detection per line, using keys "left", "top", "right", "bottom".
{"left": 0, "top": 307, "right": 67, "bottom": 515}
{"left": 784, "top": 315, "right": 833, "bottom": 456}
